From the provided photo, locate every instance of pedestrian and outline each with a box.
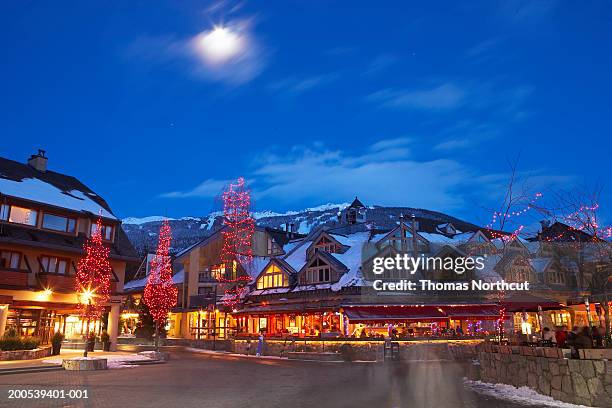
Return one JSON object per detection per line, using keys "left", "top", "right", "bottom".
{"left": 542, "top": 327, "right": 556, "bottom": 346}
{"left": 256, "top": 331, "right": 265, "bottom": 357}
{"left": 592, "top": 326, "right": 604, "bottom": 348}
{"left": 555, "top": 325, "right": 568, "bottom": 348}
{"left": 574, "top": 326, "right": 593, "bottom": 350}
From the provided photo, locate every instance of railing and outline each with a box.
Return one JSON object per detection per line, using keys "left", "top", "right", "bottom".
{"left": 37, "top": 273, "right": 76, "bottom": 292}
{"left": 0, "top": 268, "right": 29, "bottom": 288}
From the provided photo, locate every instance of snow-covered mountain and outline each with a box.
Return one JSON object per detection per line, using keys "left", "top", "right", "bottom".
{"left": 121, "top": 203, "right": 481, "bottom": 256}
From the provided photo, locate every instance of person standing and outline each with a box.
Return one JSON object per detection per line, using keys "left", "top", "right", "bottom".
{"left": 555, "top": 325, "right": 568, "bottom": 348}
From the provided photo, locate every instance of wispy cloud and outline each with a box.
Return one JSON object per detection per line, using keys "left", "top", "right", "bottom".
{"left": 126, "top": 17, "right": 268, "bottom": 85}
{"left": 367, "top": 83, "right": 466, "bottom": 110}
{"left": 159, "top": 138, "right": 574, "bottom": 219}
{"left": 161, "top": 179, "right": 230, "bottom": 198}
{"left": 269, "top": 73, "right": 338, "bottom": 95}
{"left": 363, "top": 54, "right": 397, "bottom": 75}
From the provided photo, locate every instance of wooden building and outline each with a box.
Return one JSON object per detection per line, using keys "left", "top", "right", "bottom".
{"left": 0, "top": 150, "right": 139, "bottom": 348}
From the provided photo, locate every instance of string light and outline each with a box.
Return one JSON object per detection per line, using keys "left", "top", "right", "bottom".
{"left": 220, "top": 177, "right": 255, "bottom": 307}
{"left": 75, "top": 217, "right": 112, "bottom": 320}
{"left": 144, "top": 220, "right": 178, "bottom": 327}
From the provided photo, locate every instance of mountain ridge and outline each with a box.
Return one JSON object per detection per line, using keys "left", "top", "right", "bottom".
{"left": 121, "top": 203, "right": 482, "bottom": 256}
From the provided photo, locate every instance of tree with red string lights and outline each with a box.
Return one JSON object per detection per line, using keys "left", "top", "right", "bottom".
{"left": 220, "top": 177, "right": 255, "bottom": 308}
{"left": 75, "top": 217, "right": 112, "bottom": 357}
{"left": 144, "top": 219, "right": 178, "bottom": 350}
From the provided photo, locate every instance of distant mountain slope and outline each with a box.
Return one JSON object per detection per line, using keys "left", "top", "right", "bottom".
{"left": 122, "top": 203, "right": 481, "bottom": 256}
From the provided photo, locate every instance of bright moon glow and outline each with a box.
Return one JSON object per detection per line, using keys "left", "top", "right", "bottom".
{"left": 195, "top": 26, "right": 245, "bottom": 64}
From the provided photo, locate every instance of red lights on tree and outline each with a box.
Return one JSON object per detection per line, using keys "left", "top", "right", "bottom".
{"left": 75, "top": 217, "right": 112, "bottom": 356}
{"left": 144, "top": 219, "right": 178, "bottom": 350}
{"left": 220, "top": 177, "right": 255, "bottom": 307}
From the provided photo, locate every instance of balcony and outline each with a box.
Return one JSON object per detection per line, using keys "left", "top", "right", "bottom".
{"left": 189, "top": 294, "right": 217, "bottom": 309}
{"left": 37, "top": 273, "right": 76, "bottom": 293}
{"left": 0, "top": 268, "right": 30, "bottom": 288}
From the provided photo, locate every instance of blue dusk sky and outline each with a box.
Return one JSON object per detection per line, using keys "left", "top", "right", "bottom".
{"left": 1, "top": 1, "right": 610, "bottom": 226}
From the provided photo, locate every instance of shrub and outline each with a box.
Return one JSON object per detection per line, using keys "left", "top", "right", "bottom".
{"left": 0, "top": 336, "right": 40, "bottom": 351}
{"left": 51, "top": 331, "right": 64, "bottom": 346}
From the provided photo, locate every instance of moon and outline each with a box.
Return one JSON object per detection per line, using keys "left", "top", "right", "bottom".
{"left": 194, "top": 26, "right": 245, "bottom": 65}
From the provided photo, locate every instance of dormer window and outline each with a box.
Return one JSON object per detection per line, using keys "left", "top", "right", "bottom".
{"left": 0, "top": 204, "right": 38, "bottom": 226}
{"left": 257, "top": 264, "right": 289, "bottom": 289}
{"left": 42, "top": 213, "right": 76, "bottom": 233}
{"left": 91, "top": 222, "right": 114, "bottom": 241}
{"left": 303, "top": 258, "right": 331, "bottom": 283}
{"left": 314, "top": 236, "right": 340, "bottom": 253}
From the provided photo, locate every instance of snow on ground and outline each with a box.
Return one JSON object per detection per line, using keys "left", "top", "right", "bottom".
{"left": 184, "top": 347, "right": 286, "bottom": 360}
{"left": 464, "top": 379, "right": 593, "bottom": 408}
{"left": 42, "top": 353, "right": 153, "bottom": 369}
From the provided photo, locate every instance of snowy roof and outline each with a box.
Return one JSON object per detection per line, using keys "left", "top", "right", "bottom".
{"left": 418, "top": 232, "right": 456, "bottom": 245}
{"left": 0, "top": 156, "right": 117, "bottom": 220}
{"left": 475, "top": 254, "right": 503, "bottom": 282}
{"left": 249, "top": 287, "right": 291, "bottom": 296}
{"left": 0, "top": 177, "right": 116, "bottom": 219}
{"left": 530, "top": 257, "right": 553, "bottom": 274}
{"left": 284, "top": 240, "right": 310, "bottom": 271}
{"left": 329, "top": 231, "right": 370, "bottom": 291}
{"left": 240, "top": 256, "right": 271, "bottom": 280}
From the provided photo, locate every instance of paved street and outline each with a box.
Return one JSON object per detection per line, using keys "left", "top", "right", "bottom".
{"left": 0, "top": 349, "right": 551, "bottom": 408}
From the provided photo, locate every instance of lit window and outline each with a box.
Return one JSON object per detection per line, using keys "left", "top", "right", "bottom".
{"left": 211, "top": 261, "right": 237, "bottom": 280}
{"left": 256, "top": 264, "right": 288, "bottom": 289}
{"left": 42, "top": 213, "right": 76, "bottom": 233}
{"left": 0, "top": 251, "right": 21, "bottom": 269}
{"left": 40, "top": 256, "right": 70, "bottom": 274}
{"left": 7, "top": 205, "right": 38, "bottom": 226}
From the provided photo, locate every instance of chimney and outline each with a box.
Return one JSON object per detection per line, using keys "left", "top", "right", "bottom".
{"left": 27, "top": 149, "right": 48, "bottom": 172}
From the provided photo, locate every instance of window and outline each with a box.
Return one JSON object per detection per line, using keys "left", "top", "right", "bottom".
{"left": 91, "top": 223, "right": 113, "bottom": 240}
{"left": 211, "top": 261, "right": 237, "bottom": 280}
{"left": 42, "top": 213, "right": 76, "bottom": 233}
{"left": 303, "top": 258, "right": 331, "bottom": 283}
{"left": 0, "top": 204, "right": 8, "bottom": 221}
{"left": 0, "top": 251, "right": 21, "bottom": 269}
{"left": 198, "top": 271, "right": 211, "bottom": 282}
{"left": 314, "top": 236, "right": 339, "bottom": 253}
{"left": 6, "top": 205, "right": 38, "bottom": 226}
{"left": 548, "top": 271, "right": 565, "bottom": 285}
{"left": 40, "top": 256, "right": 70, "bottom": 274}
{"left": 551, "top": 312, "right": 570, "bottom": 327}
{"left": 267, "top": 237, "right": 282, "bottom": 256}
{"left": 256, "top": 264, "right": 289, "bottom": 289}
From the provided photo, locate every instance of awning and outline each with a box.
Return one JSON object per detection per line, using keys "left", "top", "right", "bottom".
{"left": 444, "top": 305, "right": 502, "bottom": 319}
{"left": 500, "top": 293, "right": 565, "bottom": 312}
{"left": 344, "top": 306, "right": 447, "bottom": 322}
{"left": 343, "top": 305, "right": 503, "bottom": 322}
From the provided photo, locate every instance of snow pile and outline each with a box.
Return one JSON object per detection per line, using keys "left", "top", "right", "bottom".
{"left": 464, "top": 379, "right": 592, "bottom": 408}
{"left": 0, "top": 177, "right": 116, "bottom": 219}
{"left": 43, "top": 353, "right": 153, "bottom": 369}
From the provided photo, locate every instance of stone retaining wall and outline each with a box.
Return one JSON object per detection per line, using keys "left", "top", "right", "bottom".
{"left": 163, "top": 338, "right": 233, "bottom": 352}
{"left": 0, "top": 346, "right": 52, "bottom": 361}
{"left": 478, "top": 351, "right": 612, "bottom": 406}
